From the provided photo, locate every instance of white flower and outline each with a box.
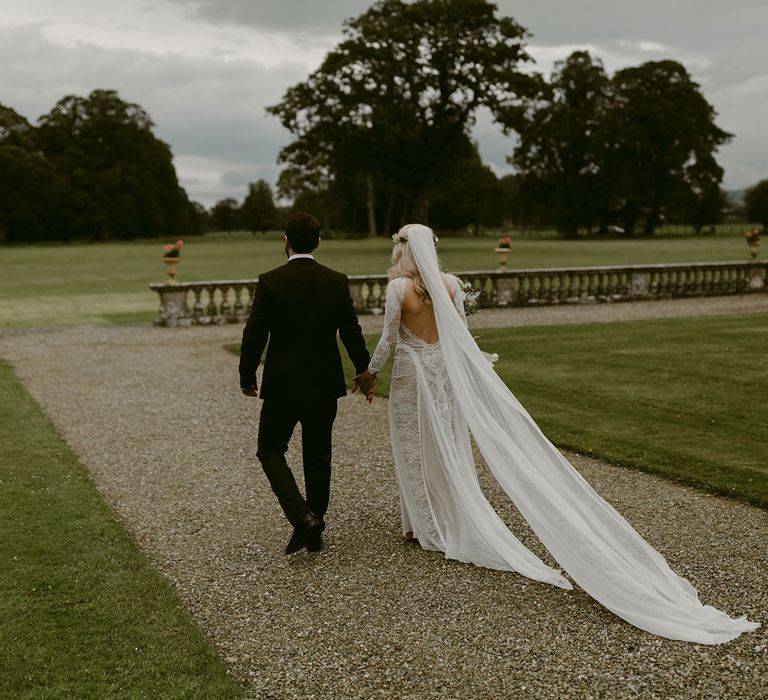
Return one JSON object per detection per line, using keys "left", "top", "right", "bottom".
{"left": 460, "top": 280, "right": 481, "bottom": 315}
{"left": 391, "top": 230, "right": 439, "bottom": 244}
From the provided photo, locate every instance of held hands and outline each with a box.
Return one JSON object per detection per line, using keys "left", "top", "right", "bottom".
{"left": 351, "top": 370, "right": 377, "bottom": 404}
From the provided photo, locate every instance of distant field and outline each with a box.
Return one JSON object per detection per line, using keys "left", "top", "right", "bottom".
{"left": 0, "top": 231, "right": 758, "bottom": 328}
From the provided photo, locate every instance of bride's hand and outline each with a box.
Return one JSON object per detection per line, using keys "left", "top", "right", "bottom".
{"left": 352, "top": 371, "right": 376, "bottom": 403}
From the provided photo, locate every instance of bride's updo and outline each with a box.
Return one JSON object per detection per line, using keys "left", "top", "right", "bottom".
{"left": 388, "top": 224, "right": 438, "bottom": 304}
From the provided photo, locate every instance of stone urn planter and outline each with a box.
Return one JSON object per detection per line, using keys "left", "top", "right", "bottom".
{"left": 495, "top": 246, "right": 511, "bottom": 272}
{"left": 162, "top": 256, "right": 180, "bottom": 284}
{"left": 495, "top": 235, "right": 512, "bottom": 272}
{"left": 161, "top": 239, "right": 184, "bottom": 285}
{"left": 745, "top": 230, "right": 761, "bottom": 260}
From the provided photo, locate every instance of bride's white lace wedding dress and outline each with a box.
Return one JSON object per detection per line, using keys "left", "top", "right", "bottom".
{"left": 367, "top": 225, "right": 759, "bottom": 644}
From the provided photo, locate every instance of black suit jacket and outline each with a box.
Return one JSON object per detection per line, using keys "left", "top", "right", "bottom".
{"left": 238, "top": 258, "right": 370, "bottom": 400}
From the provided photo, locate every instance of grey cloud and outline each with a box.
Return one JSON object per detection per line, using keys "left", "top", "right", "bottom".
{"left": 0, "top": 23, "right": 303, "bottom": 204}
{"left": 168, "top": 0, "right": 369, "bottom": 34}
{"left": 162, "top": 0, "right": 768, "bottom": 153}
{"left": 163, "top": 0, "right": 768, "bottom": 98}
{"left": 3, "top": 1, "right": 767, "bottom": 207}
{"left": 220, "top": 170, "right": 251, "bottom": 187}
{"left": 165, "top": 0, "right": 768, "bottom": 51}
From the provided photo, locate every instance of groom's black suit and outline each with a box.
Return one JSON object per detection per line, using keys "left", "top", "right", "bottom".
{"left": 239, "top": 257, "right": 370, "bottom": 528}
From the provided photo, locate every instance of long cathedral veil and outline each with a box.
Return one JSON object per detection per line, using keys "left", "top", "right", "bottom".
{"left": 405, "top": 224, "right": 758, "bottom": 644}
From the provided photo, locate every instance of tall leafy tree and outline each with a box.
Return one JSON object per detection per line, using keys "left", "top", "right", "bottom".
{"left": 512, "top": 57, "right": 731, "bottom": 236}
{"left": 0, "top": 145, "right": 84, "bottom": 243}
{"left": 241, "top": 180, "right": 278, "bottom": 233}
{"left": 745, "top": 180, "right": 768, "bottom": 230}
{"left": 36, "top": 89, "right": 193, "bottom": 240}
{"left": 430, "top": 139, "right": 504, "bottom": 231}
{"left": 0, "top": 104, "right": 37, "bottom": 150}
{"left": 512, "top": 51, "right": 611, "bottom": 237}
{"left": 608, "top": 61, "right": 732, "bottom": 235}
{"left": 268, "top": 0, "right": 539, "bottom": 233}
{"left": 0, "top": 105, "right": 87, "bottom": 242}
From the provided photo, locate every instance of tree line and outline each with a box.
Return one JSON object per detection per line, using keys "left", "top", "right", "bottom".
{"left": 0, "top": 90, "right": 202, "bottom": 244}
{"left": 267, "top": 0, "right": 741, "bottom": 237}
{"left": 3, "top": 0, "right": 768, "bottom": 244}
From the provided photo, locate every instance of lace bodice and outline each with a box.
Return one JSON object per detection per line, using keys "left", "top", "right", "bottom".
{"left": 368, "top": 275, "right": 466, "bottom": 374}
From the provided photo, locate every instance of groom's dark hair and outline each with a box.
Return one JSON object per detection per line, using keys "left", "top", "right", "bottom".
{"left": 285, "top": 213, "right": 321, "bottom": 254}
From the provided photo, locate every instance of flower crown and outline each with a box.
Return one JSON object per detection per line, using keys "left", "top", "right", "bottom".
{"left": 391, "top": 229, "right": 439, "bottom": 244}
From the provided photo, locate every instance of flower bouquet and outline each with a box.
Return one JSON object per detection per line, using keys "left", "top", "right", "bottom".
{"left": 460, "top": 280, "right": 481, "bottom": 316}
{"left": 163, "top": 239, "right": 185, "bottom": 258}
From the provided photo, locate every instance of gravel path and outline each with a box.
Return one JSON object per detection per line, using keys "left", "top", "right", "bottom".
{"left": 1, "top": 310, "right": 766, "bottom": 699}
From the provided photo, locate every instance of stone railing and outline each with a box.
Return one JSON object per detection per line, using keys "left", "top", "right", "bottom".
{"left": 149, "top": 261, "right": 767, "bottom": 326}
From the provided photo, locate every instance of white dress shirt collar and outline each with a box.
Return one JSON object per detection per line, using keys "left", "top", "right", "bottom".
{"left": 288, "top": 253, "right": 315, "bottom": 261}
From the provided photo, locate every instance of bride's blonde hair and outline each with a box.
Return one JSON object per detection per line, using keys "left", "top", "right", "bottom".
{"left": 388, "top": 224, "right": 436, "bottom": 303}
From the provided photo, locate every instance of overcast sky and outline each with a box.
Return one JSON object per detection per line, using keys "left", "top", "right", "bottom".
{"left": 2, "top": 0, "right": 766, "bottom": 205}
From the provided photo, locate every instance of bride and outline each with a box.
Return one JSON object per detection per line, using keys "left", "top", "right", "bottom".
{"left": 354, "top": 223, "right": 758, "bottom": 644}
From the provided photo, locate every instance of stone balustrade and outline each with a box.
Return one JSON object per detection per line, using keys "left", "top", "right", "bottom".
{"left": 149, "top": 261, "right": 767, "bottom": 326}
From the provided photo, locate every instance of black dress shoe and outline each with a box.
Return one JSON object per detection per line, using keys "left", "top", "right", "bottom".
{"left": 285, "top": 511, "right": 322, "bottom": 555}
{"left": 285, "top": 528, "right": 305, "bottom": 555}
{"left": 307, "top": 529, "right": 323, "bottom": 552}
{"left": 305, "top": 513, "right": 323, "bottom": 552}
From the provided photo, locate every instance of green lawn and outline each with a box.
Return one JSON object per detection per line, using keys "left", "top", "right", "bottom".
{"left": 0, "top": 232, "right": 758, "bottom": 328}
{"left": 229, "top": 311, "right": 768, "bottom": 507}
{"left": 0, "top": 360, "right": 244, "bottom": 699}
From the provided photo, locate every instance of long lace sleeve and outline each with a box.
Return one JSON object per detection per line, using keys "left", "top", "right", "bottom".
{"left": 368, "top": 278, "right": 403, "bottom": 374}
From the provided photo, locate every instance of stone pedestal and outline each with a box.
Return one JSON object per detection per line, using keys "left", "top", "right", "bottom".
{"left": 748, "top": 264, "right": 765, "bottom": 290}
{"left": 154, "top": 287, "right": 190, "bottom": 327}
{"left": 495, "top": 277, "right": 513, "bottom": 306}
{"left": 630, "top": 271, "right": 649, "bottom": 297}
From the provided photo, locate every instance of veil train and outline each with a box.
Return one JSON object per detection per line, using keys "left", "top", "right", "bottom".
{"left": 405, "top": 224, "right": 758, "bottom": 644}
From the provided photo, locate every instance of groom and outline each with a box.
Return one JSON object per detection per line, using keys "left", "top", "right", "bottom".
{"left": 239, "top": 213, "right": 375, "bottom": 554}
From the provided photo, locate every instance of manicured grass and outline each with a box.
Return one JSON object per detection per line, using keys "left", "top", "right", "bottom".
{"left": 0, "top": 233, "right": 758, "bottom": 328}
{"left": 227, "top": 311, "right": 768, "bottom": 507}
{"left": 478, "top": 314, "right": 768, "bottom": 507}
{"left": 0, "top": 360, "right": 244, "bottom": 698}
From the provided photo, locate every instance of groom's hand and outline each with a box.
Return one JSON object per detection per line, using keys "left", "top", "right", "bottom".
{"left": 352, "top": 371, "right": 376, "bottom": 403}
{"left": 241, "top": 383, "right": 259, "bottom": 397}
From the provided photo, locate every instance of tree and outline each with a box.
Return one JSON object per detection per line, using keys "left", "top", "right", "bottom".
{"left": 0, "top": 104, "right": 36, "bottom": 150}
{"left": 189, "top": 201, "right": 210, "bottom": 235}
{"left": 0, "top": 145, "right": 85, "bottom": 243}
{"left": 210, "top": 198, "right": 241, "bottom": 232}
{"left": 745, "top": 180, "right": 768, "bottom": 230}
{"left": 241, "top": 180, "right": 277, "bottom": 233}
{"left": 511, "top": 57, "right": 731, "bottom": 237}
{"left": 512, "top": 51, "right": 611, "bottom": 237}
{"left": 268, "top": 0, "right": 539, "bottom": 232}
{"left": 430, "top": 140, "right": 504, "bottom": 231}
{"left": 36, "top": 89, "right": 193, "bottom": 240}
{"left": 608, "top": 61, "right": 732, "bottom": 235}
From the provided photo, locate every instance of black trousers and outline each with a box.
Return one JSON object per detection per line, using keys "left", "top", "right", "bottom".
{"left": 256, "top": 394, "right": 338, "bottom": 528}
